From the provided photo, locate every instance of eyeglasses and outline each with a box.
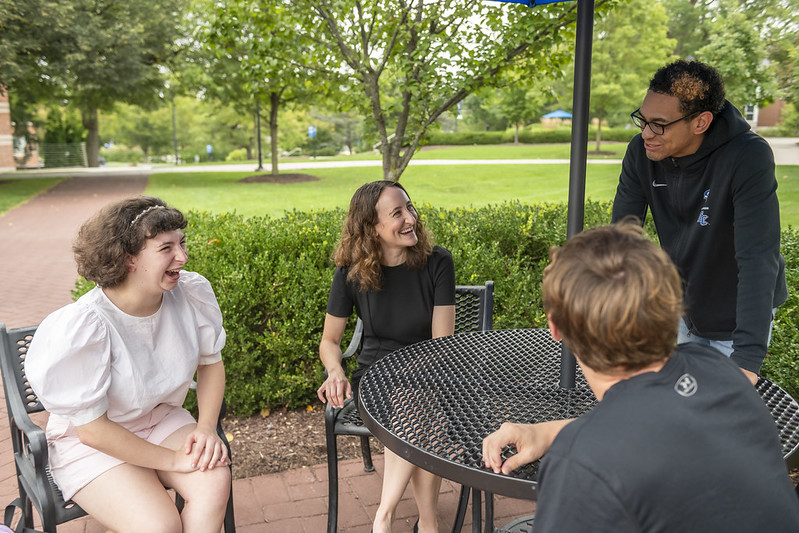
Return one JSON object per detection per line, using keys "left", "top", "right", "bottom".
{"left": 630, "top": 108, "right": 700, "bottom": 135}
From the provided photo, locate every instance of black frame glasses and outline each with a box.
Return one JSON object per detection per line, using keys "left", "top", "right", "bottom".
{"left": 630, "top": 108, "right": 700, "bottom": 135}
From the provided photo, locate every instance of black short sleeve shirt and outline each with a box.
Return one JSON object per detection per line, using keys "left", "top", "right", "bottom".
{"left": 326, "top": 246, "right": 456, "bottom": 367}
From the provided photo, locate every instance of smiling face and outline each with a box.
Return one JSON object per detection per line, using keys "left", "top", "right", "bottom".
{"left": 638, "top": 91, "right": 710, "bottom": 162}
{"left": 374, "top": 186, "right": 418, "bottom": 265}
{"left": 128, "top": 229, "right": 188, "bottom": 295}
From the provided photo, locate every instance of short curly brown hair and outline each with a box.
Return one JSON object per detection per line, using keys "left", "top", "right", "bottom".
{"left": 649, "top": 59, "right": 726, "bottom": 116}
{"left": 73, "top": 196, "right": 187, "bottom": 287}
{"left": 543, "top": 222, "right": 683, "bottom": 373}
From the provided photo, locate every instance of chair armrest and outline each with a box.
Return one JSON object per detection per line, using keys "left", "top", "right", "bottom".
{"left": 341, "top": 318, "right": 363, "bottom": 361}
{"left": 6, "top": 392, "right": 50, "bottom": 474}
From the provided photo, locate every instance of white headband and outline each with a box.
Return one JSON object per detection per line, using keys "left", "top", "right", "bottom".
{"left": 130, "top": 205, "right": 167, "bottom": 227}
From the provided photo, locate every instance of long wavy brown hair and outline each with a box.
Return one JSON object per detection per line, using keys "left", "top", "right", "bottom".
{"left": 334, "top": 180, "right": 433, "bottom": 292}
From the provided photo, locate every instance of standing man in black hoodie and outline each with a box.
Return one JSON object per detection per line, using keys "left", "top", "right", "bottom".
{"left": 612, "top": 59, "right": 787, "bottom": 384}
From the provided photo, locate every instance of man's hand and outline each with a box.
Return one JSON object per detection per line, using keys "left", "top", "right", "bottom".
{"left": 741, "top": 367, "right": 759, "bottom": 386}
{"left": 482, "top": 419, "right": 573, "bottom": 475}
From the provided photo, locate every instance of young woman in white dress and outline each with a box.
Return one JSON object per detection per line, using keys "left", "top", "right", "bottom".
{"left": 27, "top": 196, "right": 230, "bottom": 533}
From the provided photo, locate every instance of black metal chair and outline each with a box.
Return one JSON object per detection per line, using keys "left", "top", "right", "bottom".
{"left": 325, "top": 282, "right": 495, "bottom": 533}
{"left": 0, "top": 323, "right": 236, "bottom": 533}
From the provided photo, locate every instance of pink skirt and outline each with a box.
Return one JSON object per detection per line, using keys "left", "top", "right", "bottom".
{"left": 46, "top": 404, "right": 196, "bottom": 500}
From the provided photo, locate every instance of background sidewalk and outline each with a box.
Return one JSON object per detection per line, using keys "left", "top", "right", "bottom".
{"left": 0, "top": 175, "right": 534, "bottom": 532}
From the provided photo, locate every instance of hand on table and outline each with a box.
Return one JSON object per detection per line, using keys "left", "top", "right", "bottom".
{"left": 482, "top": 419, "right": 573, "bottom": 475}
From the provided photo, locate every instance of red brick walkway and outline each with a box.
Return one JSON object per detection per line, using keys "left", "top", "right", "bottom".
{"left": 0, "top": 174, "right": 534, "bottom": 532}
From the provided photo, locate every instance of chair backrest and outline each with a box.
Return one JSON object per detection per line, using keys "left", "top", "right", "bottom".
{"left": 0, "top": 323, "right": 44, "bottom": 416}
{"left": 341, "top": 281, "right": 494, "bottom": 361}
{"left": 454, "top": 281, "right": 494, "bottom": 334}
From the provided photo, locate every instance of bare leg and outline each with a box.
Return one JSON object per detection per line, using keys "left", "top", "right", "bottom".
{"left": 410, "top": 468, "right": 441, "bottom": 533}
{"left": 72, "top": 464, "right": 182, "bottom": 533}
{"left": 373, "top": 448, "right": 415, "bottom": 533}
{"left": 157, "top": 424, "right": 231, "bottom": 533}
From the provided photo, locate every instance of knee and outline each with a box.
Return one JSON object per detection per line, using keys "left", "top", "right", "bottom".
{"left": 183, "top": 467, "right": 231, "bottom": 510}
{"left": 135, "top": 511, "right": 182, "bottom": 533}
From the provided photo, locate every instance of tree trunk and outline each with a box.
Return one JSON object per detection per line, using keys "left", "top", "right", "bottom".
{"left": 514, "top": 123, "right": 520, "bottom": 144}
{"left": 269, "top": 92, "right": 279, "bottom": 176}
{"left": 81, "top": 106, "right": 100, "bottom": 167}
{"left": 595, "top": 109, "right": 603, "bottom": 152}
{"left": 345, "top": 120, "right": 353, "bottom": 155}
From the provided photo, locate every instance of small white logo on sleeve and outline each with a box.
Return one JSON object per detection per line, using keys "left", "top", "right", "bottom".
{"left": 674, "top": 374, "right": 698, "bottom": 397}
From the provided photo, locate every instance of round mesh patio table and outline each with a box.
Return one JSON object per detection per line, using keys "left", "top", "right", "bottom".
{"left": 358, "top": 329, "right": 596, "bottom": 500}
{"left": 358, "top": 328, "right": 799, "bottom": 506}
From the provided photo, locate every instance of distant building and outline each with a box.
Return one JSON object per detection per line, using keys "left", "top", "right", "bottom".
{"left": 13, "top": 122, "right": 40, "bottom": 169}
{"left": 0, "top": 88, "right": 14, "bottom": 173}
{"left": 745, "top": 99, "right": 786, "bottom": 131}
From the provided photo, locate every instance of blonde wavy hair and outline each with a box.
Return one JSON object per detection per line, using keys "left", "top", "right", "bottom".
{"left": 334, "top": 180, "right": 433, "bottom": 292}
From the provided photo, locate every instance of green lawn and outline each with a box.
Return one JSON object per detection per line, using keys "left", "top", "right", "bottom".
{"left": 145, "top": 163, "right": 624, "bottom": 219}
{"left": 1, "top": 148, "right": 796, "bottom": 227}
{"left": 146, "top": 162, "right": 799, "bottom": 227}
{"left": 776, "top": 166, "right": 799, "bottom": 229}
{"left": 214, "top": 142, "right": 629, "bottom": 163}
{"left": 0, "top": 178, "right": 63, "bottom": 214}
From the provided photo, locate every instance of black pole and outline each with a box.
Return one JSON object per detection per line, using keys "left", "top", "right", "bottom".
{"left": 171, "top": 99, "right": 179, "bottom": 166}
{"left": 255, "top": 99, "right": 264, "bottom": 171}
{"left": 560, "top": 0, "right": 595, "bottom": 389}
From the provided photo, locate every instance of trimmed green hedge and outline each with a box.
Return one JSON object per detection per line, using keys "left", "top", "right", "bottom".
{"left": 425, "top": 127, "right": 639, "bottom": 146}
{"left": 74, "top": 203, "right": 799, "bottom": 414}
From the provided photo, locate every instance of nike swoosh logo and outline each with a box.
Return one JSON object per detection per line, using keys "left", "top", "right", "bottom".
{"left": 652, "top": 180, "right": 668, "bottom": 188}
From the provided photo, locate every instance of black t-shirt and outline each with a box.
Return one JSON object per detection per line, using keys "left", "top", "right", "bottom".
{"left": 534, "top": 344, "right": 799, "bottom": 532}
{"left": 326, "top": 246, "right": 455, "bottom": 368}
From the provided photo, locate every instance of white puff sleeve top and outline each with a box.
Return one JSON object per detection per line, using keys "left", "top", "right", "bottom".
{"left": 26, "top": 271, "right": 226, "bottom": 428}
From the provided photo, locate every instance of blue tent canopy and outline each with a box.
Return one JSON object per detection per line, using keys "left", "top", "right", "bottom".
{"left": 542, "top": 109, "right": 573, "bottom": 118}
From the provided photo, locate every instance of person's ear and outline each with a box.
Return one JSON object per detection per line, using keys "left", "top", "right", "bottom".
{"left": 693, "top": 111, "right": 714, "bottom": 135}
{"left": 546, "top": 313, "right": 562, "bottom": 341}
{"left": 126, "top": 254, "right": 136, "bottom": 272}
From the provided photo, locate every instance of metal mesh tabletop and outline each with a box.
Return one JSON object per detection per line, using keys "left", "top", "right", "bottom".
{"left": 358, "top": 329, "right": 596, "bottom": 500}
{"left": 757, "top": 377, "right": 799, "bottom": 469}
{"left": 358, "top": 329, "right": 799, "bottom": 500}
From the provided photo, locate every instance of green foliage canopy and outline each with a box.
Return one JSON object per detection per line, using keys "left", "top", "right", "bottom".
{"left": 0, "top": 0, "right": 184, "bottom": 166}
{"left": 589, "top": 0, "right": 675, "bottom": 148}
{"left": 290, "top": 0, "right": 614, "bottom": 180}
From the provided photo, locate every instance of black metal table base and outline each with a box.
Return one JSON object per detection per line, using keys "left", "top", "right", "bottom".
{"left": 496, "top": 515, "right": 535, "bottom": 533}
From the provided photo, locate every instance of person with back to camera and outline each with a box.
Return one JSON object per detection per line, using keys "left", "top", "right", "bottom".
{"left": 317, "top": 180, "right": 456, "bottom": 533}
{"left": 482, "top": 222, "right": 799, "bottom": 532}
{"left": 613, "top": 59, "right": 787, "bottom": 385}
{"left": 26, "top": 196, "right": 231, "bottom": 533}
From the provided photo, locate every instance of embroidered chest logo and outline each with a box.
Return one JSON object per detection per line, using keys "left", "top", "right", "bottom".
{"left": 696, "top": 188, "right": 710, "bottom": 227}
{"left": 674, "top": 373, "right": 698, "bottom": 397}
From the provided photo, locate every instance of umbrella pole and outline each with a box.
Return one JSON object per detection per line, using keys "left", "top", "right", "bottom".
{"left": 560, "top": 0, "right": 595, "bottom": 389}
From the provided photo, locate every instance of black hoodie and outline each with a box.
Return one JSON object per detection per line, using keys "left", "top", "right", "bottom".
{"left": 612, "top": 101, "right": 787, "bottom": 374}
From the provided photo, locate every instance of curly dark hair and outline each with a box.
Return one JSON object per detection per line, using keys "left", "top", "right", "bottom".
{"left": 73, "top": 196, "right": 187, "bottom": 287}
{"left": 334, "top": 180, "right": 433, "bottom": 292}
{"left": 649, "top": 59, "right": 726, "bottom": 116}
